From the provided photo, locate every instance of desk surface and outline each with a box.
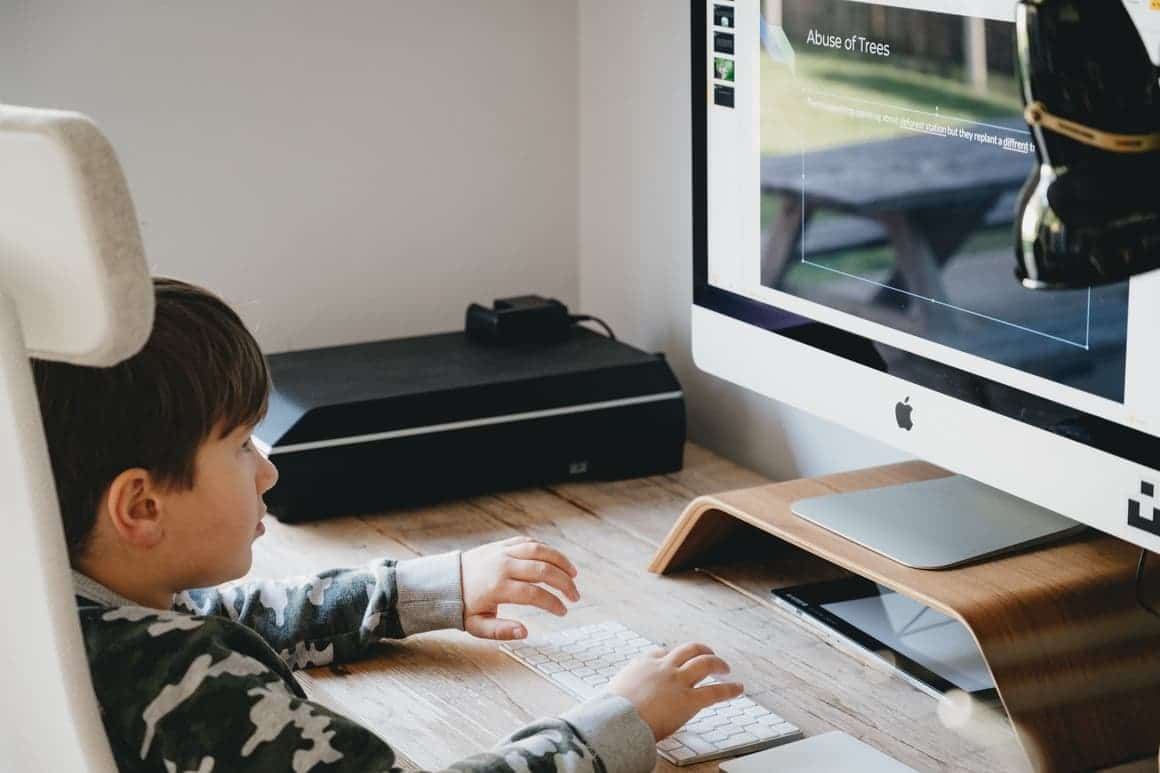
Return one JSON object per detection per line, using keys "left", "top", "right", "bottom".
{"left": 246, "top": 444, "right": 1153, "bottom": 772}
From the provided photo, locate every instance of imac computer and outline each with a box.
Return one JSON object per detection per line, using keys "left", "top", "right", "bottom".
{"left": 694, "top": 0, "right": 1160, "bottom": 567}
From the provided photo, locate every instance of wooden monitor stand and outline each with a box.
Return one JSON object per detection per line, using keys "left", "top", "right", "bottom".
{"left": 649, "top": 461, "right": 1160, "bottom": 772}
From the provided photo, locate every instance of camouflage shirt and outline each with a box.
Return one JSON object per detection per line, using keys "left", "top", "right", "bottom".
{"left": 73, "top": 552, "right": 656, "bottom": 773}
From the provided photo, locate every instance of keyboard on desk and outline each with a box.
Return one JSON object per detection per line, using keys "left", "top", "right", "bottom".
{"left": 501, "top": 621, "right": 802, "bottom": 766}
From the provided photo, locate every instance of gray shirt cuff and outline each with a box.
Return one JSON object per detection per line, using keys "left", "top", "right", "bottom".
{"left": 560, "top": 694, "right": 656, "bottom": 773}
{"left": 394, "top": 551, "right": 465, "bottom": 635}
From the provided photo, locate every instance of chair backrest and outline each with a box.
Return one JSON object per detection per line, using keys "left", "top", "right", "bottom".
{"left": 0, "top": 105, "right": 153, "bottom": 771}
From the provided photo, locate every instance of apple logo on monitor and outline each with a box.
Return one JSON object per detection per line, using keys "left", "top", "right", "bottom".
{"left": 895, "top": 397, "right": 914, "bottom": 431}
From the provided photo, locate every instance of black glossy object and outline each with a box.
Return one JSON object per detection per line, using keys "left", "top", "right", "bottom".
{"left": 255, "top": 328, "right": 685, "bottom": 522}
{"left": 1015, "top": 0, "right": 1160, "bottom": 288}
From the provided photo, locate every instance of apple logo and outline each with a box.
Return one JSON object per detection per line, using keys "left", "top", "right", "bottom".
{"left": 895, "top": 397, "right": 914, "bottom": 431}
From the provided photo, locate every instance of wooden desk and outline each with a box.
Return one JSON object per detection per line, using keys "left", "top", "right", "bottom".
{"left": 245, "top": 444, "right": 1153, "bottom": 772}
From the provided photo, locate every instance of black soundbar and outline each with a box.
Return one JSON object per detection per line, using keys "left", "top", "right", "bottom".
{"left": 256, "top": 328, "right": 686, "bottom": 522}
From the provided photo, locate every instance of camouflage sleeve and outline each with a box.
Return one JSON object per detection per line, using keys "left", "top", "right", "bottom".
{"left": 172, "top": 553, "right": 465, "bottom": 670}
{"left": 87, "top": 608, "right": 654, "bottom": 773}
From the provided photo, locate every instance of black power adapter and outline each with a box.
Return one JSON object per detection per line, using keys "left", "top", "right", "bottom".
{"left": 466, "top": 295, "right": 574, "bottom": 345}
{"left": 466, "top": 295, "right": 618, "bottom": 345}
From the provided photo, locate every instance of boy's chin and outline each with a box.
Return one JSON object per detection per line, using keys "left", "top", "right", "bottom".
{"left": 236, "top": 550, "right": 255, "bottom": 578}
{"left": 208, "top": 552, "right": 255, "bottom": 586}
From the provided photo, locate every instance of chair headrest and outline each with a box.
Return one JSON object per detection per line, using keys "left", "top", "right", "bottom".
{"left": 0, "top": 104, "right": 152, "bottom": 365}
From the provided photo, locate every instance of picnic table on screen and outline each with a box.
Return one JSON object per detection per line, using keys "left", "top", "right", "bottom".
{"left": 760, "top": 121, "right": 1033, "bottom": 313}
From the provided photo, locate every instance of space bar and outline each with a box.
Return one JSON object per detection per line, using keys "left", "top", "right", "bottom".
{"left": 550, "top": 671, "right": 600, "bottom": 700}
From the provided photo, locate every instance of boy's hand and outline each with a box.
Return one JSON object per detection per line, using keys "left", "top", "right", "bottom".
{"left": 607, "top": 643, "right": 744, "bottom": 741}
{"left": 460, "top": 536, "right": 580, "bottom": 640}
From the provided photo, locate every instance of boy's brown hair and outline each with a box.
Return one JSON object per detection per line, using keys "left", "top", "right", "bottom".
{"left": 31, "top": 277, "right": 270, "bottom": 560}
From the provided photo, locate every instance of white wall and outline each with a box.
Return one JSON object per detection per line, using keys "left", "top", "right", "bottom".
{"left": 577, "top": 0, "right": 907, "bottom": 481}
{"left": 0, "top": 0, "right": 578, "bottom": 353}
{"left": 0, "top": 0, "right": 903, "bottom": 481}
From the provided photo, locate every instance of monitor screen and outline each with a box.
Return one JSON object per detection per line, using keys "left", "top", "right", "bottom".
{"left": 696, "top": 0, "right": 1160, "bottom": 472}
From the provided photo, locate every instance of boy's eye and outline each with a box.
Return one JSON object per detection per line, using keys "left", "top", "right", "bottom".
{"left": 241, "top": 438, "right": 253, "bottom": 451}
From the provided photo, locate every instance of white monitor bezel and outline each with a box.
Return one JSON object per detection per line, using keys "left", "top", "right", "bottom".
{"left": 691, "top": 0, "right": 1160, "bottom": 552}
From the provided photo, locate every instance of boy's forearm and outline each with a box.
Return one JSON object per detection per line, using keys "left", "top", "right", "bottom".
{"left": 134, "top": 686, "right": 654, "bottom": 773}
{"left": 269, "top": 694, "right": 656, "bottom": 773}
{"left": 173, "top": 552, "right": 466, "bottom": 668}
{"left": 100, "top": 613, "right": 654, "bottom": 773}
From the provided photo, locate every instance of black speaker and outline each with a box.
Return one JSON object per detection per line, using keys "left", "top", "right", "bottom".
{"left": 256, "top": 328, "right": 686, "bottom": 522}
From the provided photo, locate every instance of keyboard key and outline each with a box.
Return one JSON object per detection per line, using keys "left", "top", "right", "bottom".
{"left": 754, "top": 724, "right": 788, "bottom": 741}
{"left": 678, "top": 733, "right": 717, "bottom": 755}
{"left": 550, "top": 671, "right": 598, "bottom": 699}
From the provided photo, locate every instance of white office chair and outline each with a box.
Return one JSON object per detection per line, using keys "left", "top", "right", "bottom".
{"left": 0, "top": 105, "right": 154, "bottom": 770}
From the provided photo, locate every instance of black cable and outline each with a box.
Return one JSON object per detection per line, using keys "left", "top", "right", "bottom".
{"left": 1136, "top": 549, "right": 1160, "bottom": 620}
{"left": 570, "top": 314, "right": 617, "bottom": 341}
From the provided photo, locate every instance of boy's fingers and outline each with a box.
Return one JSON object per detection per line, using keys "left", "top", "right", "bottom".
{"left": 507, "top": 540, "right": 579, "bottom": 577}
{"left": 679, "top": 654, "right": 731, "bottom": 684}
{"left": 664, "top": 642, "right": 715, "bottom": 667}
{"left": 503, "top": 581, "right": 569, "bottom": 616}
{"left": 692, "top": 680, "right": 745, "bottom": 707}
{"left": 466, "top": 616, "right": 527, "bottom": 641}
{"left": 507, "top": 559, "right": 580, "bottom": 602}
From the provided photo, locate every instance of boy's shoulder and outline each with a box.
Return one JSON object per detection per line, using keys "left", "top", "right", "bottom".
{"left": 76, "top": 596, "right": 314, "bottom": 769}
{"left": 76, "top": 594, "right": 300, "bottom": 690}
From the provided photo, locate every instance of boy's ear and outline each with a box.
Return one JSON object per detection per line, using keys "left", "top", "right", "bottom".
{"left": 102, "top": 469, "right": 166, "bottom": 549}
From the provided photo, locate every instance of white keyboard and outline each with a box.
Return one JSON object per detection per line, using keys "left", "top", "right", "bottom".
{"left": 501, "top": 621, "right": 802, "bottom": 766}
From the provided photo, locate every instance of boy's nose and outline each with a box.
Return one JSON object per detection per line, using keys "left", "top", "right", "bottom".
{"left": 257, "top": 452, "right": 279, "bottom": 494}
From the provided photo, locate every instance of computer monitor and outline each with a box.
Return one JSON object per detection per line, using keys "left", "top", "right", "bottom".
{"left": 693, "top": 0, "right": 1160, "bottom": 566}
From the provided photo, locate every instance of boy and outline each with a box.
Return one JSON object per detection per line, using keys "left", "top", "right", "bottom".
{"left": 32, "top": 278, "right": 743, "bottom": 772}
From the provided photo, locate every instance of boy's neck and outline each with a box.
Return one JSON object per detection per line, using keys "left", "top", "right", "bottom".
{"left": 75, "top": 558, "right": 175, "bottom": 610}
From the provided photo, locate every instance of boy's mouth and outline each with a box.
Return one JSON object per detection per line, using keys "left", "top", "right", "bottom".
{"left": 255, "top": 518, "right": 266, "bottom": 537}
